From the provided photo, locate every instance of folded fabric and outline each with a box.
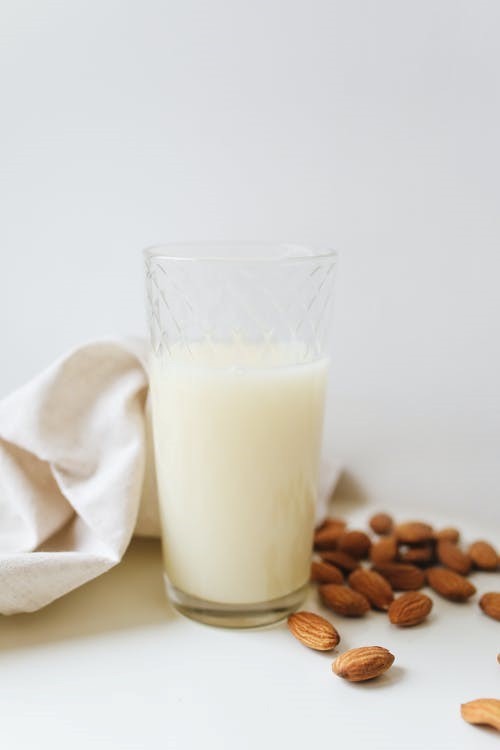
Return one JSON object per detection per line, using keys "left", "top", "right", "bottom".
{"left": 0, "top": 340, "right": 337, "bottom": 615}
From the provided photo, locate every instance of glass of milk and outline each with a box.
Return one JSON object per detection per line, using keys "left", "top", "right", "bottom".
{"left": 144, "top": 243, "right": 338, "bottom": 627}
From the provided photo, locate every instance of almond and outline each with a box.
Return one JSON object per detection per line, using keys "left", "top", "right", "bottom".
{"left": 370, "top": 536, "right": 398, "bottom": 564}
{"left": 388, "top": 591, "right": 433, "bottom": 626}
{"left": 313, "top": 522, "right": 346, "bottom": 551}
{"left": 399, "top": 545, "right": 434, "bottom": 565}
{"left": 479, "top": 592, "right": 500, "bottom": 621}
{"left": 369, "top": 512, "right": 393, "bottom": 535}
{"left": 434, "top": 527, "right": 460, "bottom": 543}
{"left": 319, "top": 550, "right": 360, "bottom": 573}
{"left": 348, "top": 569, "right": 394, "bottom": 610}
{"left": 461, "top": 699, "right": 500, "bottom": 732}
{"left": 315, "top": 516, "right": 346, "bottom": 533}
{"left": 372, "top": 562, "right": 426, "bottom": 590}
{"left": 310, "top": 561, "right": 344, "bottom": 585}
{"left": 436, "top": 540, "right": 471, "bottom": 575}
{"left": 287, "top": 611, "right": 340, "bottom": 651}
{"left": 319, "top": 584, "right": 370, "bottom": 617}
{"left": 469, "top": 540, "right": 498, "bottom": 571}
{"left": 332, "top": 646, "right": 395, "bottom": 682}
{"left": 337, "top": 530, "right": 372, "bottom": 559}
{"left": 395, "top": 521, "right": 434, "bottom": 545}
{"left": 427, "top": 567, "right": 476, "bottom": 602}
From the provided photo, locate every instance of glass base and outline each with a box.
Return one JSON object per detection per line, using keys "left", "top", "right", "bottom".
{"left": 164, "top": 577, "right": 308, "bottom": 628}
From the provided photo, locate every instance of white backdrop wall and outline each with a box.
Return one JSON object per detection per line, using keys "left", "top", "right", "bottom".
{"left": 1, "top": 0, "right": 499, "bottom": 520}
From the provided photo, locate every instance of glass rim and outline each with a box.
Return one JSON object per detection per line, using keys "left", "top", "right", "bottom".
{"left": 143, "top": 241, "right": 339, "bottom": 264}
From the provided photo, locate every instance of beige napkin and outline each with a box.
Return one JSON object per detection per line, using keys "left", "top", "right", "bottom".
{"left": 0, "top": 340, "right": 337, "bottom": 615}
{"left": 0, "top": 340, "right": 151, "bottom": 614}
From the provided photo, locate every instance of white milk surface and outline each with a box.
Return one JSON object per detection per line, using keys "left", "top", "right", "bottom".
{"left": 150, "top": 343, "right": 328, "bottom": 604}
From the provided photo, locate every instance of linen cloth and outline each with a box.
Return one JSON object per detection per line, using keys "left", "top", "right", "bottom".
{"left": 0, "top": 340, "right": 336, "bottom": 614}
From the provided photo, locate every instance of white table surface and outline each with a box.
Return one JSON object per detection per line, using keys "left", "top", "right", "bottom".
{"left": 1, "top": 502, "right": 499, "bottom": 750}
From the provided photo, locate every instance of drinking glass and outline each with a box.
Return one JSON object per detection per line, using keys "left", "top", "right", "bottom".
{"left": 144, "top": 243, "right": 338, "bottom": 627}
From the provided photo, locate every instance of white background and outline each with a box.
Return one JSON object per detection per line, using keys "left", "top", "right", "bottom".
{"left": 1, "top": 0, "right": 500, "bottom": 519}
{"left": 1, "top": 4, "right": 500, "bottom": 749}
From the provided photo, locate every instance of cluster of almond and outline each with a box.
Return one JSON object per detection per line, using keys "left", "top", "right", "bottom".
{"left": 312, "top": 513, "right": 499, "bottom": 619}
{"left": 287, "top": 512, "right": 500, "bottom": 731}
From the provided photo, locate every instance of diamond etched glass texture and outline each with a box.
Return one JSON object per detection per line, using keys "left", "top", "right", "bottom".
{"left": 145, "top": 246, "right": 337, "bottom": 363}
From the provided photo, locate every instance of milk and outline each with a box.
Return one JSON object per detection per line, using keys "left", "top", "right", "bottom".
{"left": 150, "top": 343, "right": 328, "bottom": 605}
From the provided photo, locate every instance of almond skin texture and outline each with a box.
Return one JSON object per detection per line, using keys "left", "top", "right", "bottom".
{"left": 399, "top": 545, "right": 434, "bottom": 565}
{"left": 427, "top": 567, "right": 476, "bottom": 601}
{"left": 319, "top": 550, "right": 360, "bottom": 573}
{"left": 369, "top": 513, "right": 393, "bottom": 535}
{"left": 310, "top": 561, "right": 344, "bottom": 585}
{"left": 348, "top": 569, "right": 394, "bottom": 610}
{"left": 388, "top": 592, "right": 433, "bottom": 626}
{"left": 479, "top": 592, "right": 500, "bottom": 621}
{"left": 436, "top": 540, "right": 472, "bottom": 575}
{"left": 395, "top": 521, "right": 434, "bottom": 545}
{"left": 434, "top": 527, "right": 460, "bottom": 543}
{"left": 461, "top": 699, "right": 500, "bottom": 732}
{"left": 372, "top": 562, "right": 426, "bottom": 591}
{"left": 319, "top": 584, "right": 370, "bottom": 617}
{"left": 315, "top": 516, "right": 346, "bottom": 533}
{"left": 370, "top": 536, "right": 398, "bottom": 564}
{"left": 469, "top": 541, "right": 498, "bottom": 571}
{"left": 313, "top": 522, "right": 346, "bottom": 551}
{"left": 332, "top": 646, "right": 395, "bottom": 682}
{"left": 287, "top": 611, "right": 340, "bottom": 651}
{"left": 337, "top": 530, "right": 372, "bottom": 559}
